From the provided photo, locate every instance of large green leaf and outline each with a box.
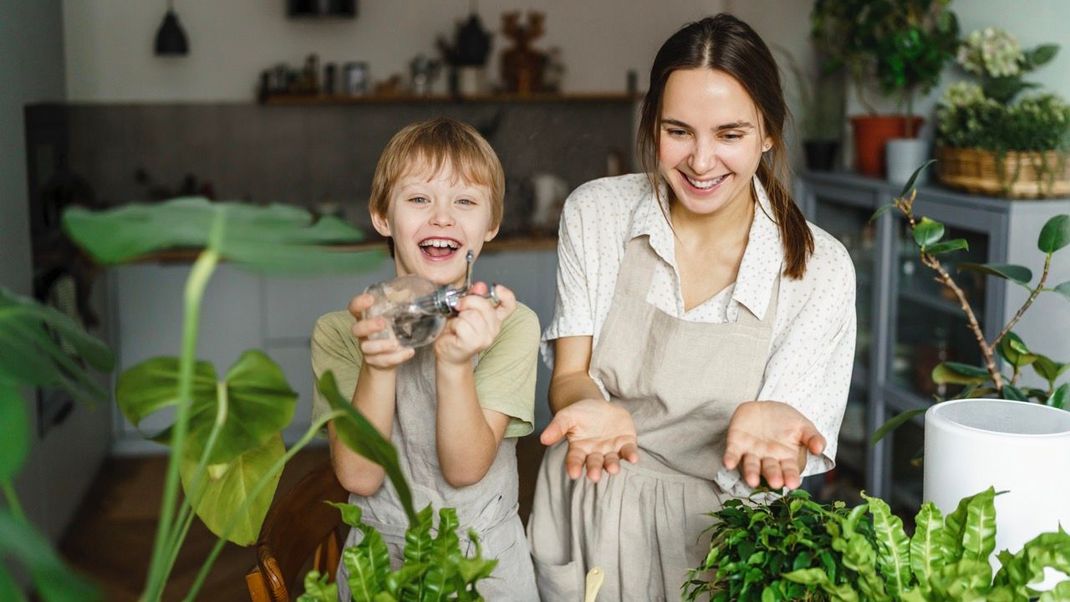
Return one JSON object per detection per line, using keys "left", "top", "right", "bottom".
{"left": 0, "top": 510, "right": 100, "bottom": 601}
{"left": 961, "top": 488, "right": 998, "bottom": 563}
{"left": 932, "top": 362, "right": 990, "bottom": 386}
{"left": 913, "top": 217, "right": 945, "bottom": 248}
{"left": 178, "top": 433, "right": 285, "bottom": 546}
{"left": 958, "top": 263, "right": 1033, "bottom": 286}
{"left": 63, "top": 198, "right": 385, "bottom": 275}
{"left": 1033, "top": 355, "right": 1070, "bottom": 385}
{"left": 318, "top": 371, "right": 415, "bottom": 523}
{"left": 0, "top": 287, "right": 114, "bottom": 404}
{"left": 0, "top": 383, "right": 29, "bottom": 481}
{"left": 0, "top": 564, "right": 23, "bottom": 602}
{"left": 1039, "top": 215, "right": 1070, "bottom": 254}
{"left": 118, "top": 351, "right": 297, "bottom": 464}
{"left": 296, "top": 571, "right": 338, "bottom": 602}
{"left": 910, "top": 503, "right": 946, "bottom": 592}
{"left": 863, "top": 494, "right": 913, "bottom": 597}
{"left": 1047, "top": 383, "right": 1069, "bottom": 410}
{"left": 928, "top": 558, "right": 993, "bottom": 599}
{"left": 998, "top": 333, "right": 1037, "bottom": 368}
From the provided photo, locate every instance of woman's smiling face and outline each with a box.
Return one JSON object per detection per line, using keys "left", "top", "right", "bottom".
{"left": 657, "top": 68, "right": 771, "bottom": 218}
{"left": 372, "top": 159, "right": 499, "bottom": 288}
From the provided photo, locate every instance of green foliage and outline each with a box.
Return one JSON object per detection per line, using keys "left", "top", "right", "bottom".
{"left": 683, "top": 489, "right": 867, "bottom": 601}
{"left": 810, "top": 0, "right": 958, "bottom": 114}
{"left": 328, "top": 504, "right": 498, "bottom": 602}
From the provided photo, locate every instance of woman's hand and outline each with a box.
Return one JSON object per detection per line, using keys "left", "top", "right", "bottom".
{"left": 434, "top": 282, "right": 516, "bottom": 366}
{"left": 348, "top": 293, "right": 415, "bottom": 370}
{"left": 540, "top": 398, "right": 640, "bottom": 482}
{"left": 723, "top": 400, "right": 826, "bottom": 490}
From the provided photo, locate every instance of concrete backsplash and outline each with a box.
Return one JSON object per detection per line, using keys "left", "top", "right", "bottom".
{"left": 34, "top": 100, "right": 635, "bottom": 235}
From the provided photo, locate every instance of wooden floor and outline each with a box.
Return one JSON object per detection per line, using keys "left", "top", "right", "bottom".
{"left": 60, "top": 437, "right": 546, "bottom": 601}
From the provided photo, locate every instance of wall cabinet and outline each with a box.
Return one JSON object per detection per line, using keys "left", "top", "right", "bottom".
{"left": 109, "top": 248, "right": 558, "bottom": 452}
{"left": 797, "top": 171, "right": 1070, "bottom": 515}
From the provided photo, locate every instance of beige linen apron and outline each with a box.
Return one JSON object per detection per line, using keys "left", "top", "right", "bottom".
{"left": 336, "top": 347, "right": 538, "bottom": 601}
{"left": 528, "top": 236, "right": 778, "bottom": 601}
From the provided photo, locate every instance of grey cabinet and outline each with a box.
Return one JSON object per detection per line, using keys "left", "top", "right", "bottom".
{"left": 109, "top": 248, "right": 558, "bottom": 451}
{"left": 797, "top": 171, "right": 1070, "bottom": 515}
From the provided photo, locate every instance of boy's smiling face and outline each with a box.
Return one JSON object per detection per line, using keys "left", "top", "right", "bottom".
{"left": 372, "top": 159, "right": 499, "bottom": 288}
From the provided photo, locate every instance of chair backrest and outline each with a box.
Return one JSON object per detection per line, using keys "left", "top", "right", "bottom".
{"left": 246, "top": 458, "right": 350, "bottom": 602}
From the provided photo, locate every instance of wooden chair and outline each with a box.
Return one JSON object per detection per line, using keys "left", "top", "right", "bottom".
{"left": 246, "top": 459, "right": 350, "bottom": 601}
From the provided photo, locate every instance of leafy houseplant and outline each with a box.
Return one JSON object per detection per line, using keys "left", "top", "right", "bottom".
{"left": 0, "top": 287, "right": 114, "bottom": 601}
{"left": 47, "top": 198, "right": 497, "bottom": 601}
{"left": 687, "top": 487, "right": 1070, "bottom": 601}
{"left": 935, "top": 29, "right": 1069, "bottom": 198}
{"left": 811, "top": 0, "right": 959, "bottom": 178}
{"left": 872, "top": 162, "right": 1070, "bottom": 444}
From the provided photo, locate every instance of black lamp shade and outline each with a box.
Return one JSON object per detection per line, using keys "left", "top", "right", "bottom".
{"left": 154, "top": 10, "right": 189, "bottom": 56}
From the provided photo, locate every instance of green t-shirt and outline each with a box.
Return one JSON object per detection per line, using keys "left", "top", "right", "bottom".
{"left": 310, "top": 303, "right": 539, "bottom": 438}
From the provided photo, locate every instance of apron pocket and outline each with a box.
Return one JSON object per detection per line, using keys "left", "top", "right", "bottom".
{"left": 531, "top": 553, "right": 583, "bottom": 601}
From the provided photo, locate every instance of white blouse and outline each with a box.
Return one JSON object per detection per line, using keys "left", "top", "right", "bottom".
{"left": 542, "top": 173, "right": 856, "bottom": 491}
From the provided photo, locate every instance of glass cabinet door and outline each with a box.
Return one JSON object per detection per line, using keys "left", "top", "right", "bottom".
{"left": 886, "top": 410, "right": 926, "bottom": 526}
{"left": 891, "top": 220, "right": 989, "bottom": 401}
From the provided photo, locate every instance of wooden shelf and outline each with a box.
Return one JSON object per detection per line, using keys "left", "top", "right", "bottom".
{"left": 261, "top": 92, "right": 641, "bottom": 106}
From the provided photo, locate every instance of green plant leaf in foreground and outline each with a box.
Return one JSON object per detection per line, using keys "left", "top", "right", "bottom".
{"left": 910, "top": 503, "right": 946, "bottom": 593}
{"left": 62, "top": 198, "right": 385, "bottom": 275}
{"left": 0, "top": 383, "right": 30, "bottom": 482}
{"left": 958, "top": 262, "right": 1033, "bottom": 286}
{"left": 913, "top": 217, "right": 945, "bottom": 248}
{"left": 863, "top": 494, "right": 913, "bottom": 597}
{"left": 318, "top": 371, "right": 415, "bottom": 522}
{"left": 117, "top": 351, "right": 297, "bottom": 465}
{"left": 0, "top": 510, "right": 100, "bottom": 601}
{"left": 960, "top": 487, "right": 997, "bottom": 565}
{"left": 1038, "top": 214, "right": 1070, "bottom": 253}
{"left": 296, "top": 571, "right": 338, "bottom": 602}
{"left": 0, "top": 287, "right": 114, "bottom": 405}
{"left": 178, "top": 433, "right": 285, "bottom": 546}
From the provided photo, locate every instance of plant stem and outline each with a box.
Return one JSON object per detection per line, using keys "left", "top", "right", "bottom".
{"left": 157, "top": 380, "right": 230, "bottom": 590}
{"left": 992, "top": 253, "right": 1053, "bottom": 348}
{"left": 1, "top": 480, "right": 26, "bottom": 521}
{"left": 142, "top": 217, "right": 224, "bottom": 602}
{"left": 182, "top": 413, "right": 339, "bottom": 602}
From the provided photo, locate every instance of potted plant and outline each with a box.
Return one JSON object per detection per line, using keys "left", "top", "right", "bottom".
{"left": 935, "top": 28, "right": 1069, "bottom": 198}
{"left": 811, "top": 0, "right": 958, "bottom": 179}
{"left": 777, "top": 47, "right": 847, "bottom": 171}
{"left": 686, "top": 486, "right": 1070, "bottom": 600}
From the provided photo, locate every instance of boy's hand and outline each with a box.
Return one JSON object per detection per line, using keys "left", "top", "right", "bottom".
{"left": 348, "top": 293, "right": 415, "bottom": 370}
{"left": 434, "top": 282, "right": 516, "bottom": 366}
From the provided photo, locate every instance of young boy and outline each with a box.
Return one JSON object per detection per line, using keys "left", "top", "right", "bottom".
{"left": 310, "top": 118, "right": 539, "bottom": 600}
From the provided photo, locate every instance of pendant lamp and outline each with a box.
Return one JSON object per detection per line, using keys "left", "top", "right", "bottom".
{"left": 155, "top": 0, "right": 189, "bottom": 56}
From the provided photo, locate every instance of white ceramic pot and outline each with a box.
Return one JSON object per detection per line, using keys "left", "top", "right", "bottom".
{"left": 886, "top": 138, "right": 930, "bottom": 187}
{"left": 924, "top": 398, "right": 1070, "bottom": 589}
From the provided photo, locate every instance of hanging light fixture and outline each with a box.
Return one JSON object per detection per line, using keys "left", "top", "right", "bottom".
{"left": 154, "top": 0, "right": 189, "bottom": 56}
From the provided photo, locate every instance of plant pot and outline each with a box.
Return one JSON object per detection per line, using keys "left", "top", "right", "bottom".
{"left": 924, "top": 398, "right": 1070, "bottom": 590}
{"left": 886, "top": 138, "right": 930, "bottom": 186}
{"left": 850, "top": 115, "right": 923, "bottom": 178}
{"left": 803, "top": 139, "right": 839, "bottom": 171}
{"left": 935, "top": 146, "right": 1070, "bottom": 199}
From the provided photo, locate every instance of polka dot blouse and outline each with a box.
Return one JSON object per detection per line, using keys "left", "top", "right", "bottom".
{"left": 542, "top": 173, "right": 857, "bottom": 484}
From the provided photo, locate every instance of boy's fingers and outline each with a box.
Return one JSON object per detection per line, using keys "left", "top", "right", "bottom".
{"left": 360, "top": 338, "right": 401, "bottom": 356}
{"left": 352, "top": 317, "right": 387, "bottom": 339}
{"left": 348, "top": 293, "right": 376, "bottom": 316}
{"left": 366, "top": 347, "right": 414, "bottom": 368}
{"left": 492, "top": 284, "right": 517, "bottom": 319}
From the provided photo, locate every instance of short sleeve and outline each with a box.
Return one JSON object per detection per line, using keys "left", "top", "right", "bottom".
{"left": 475, "top": 304, "right": 541, "bottom": 438}
{"left": 310, "top": 311, "right": 363, "bottom": 427}
{"left": 759, "top": 235, "right": 857, "bottom": 477}
{"left": 543, "top": 193, "right": 597, "bottom": 344}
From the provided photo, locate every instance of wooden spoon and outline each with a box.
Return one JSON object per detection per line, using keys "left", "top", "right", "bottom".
{"left": 584, "top": 567, "right": 604, "bottom": 602}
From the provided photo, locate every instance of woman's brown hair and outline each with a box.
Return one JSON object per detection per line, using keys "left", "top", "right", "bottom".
{"left": 637, "top": 13, "right": 814, "bottom": 279}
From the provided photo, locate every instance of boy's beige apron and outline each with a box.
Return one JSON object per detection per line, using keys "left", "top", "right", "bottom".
{"left": 335, "top": 347, "right": 537, "bottom": 601}
{"left": 528, "top": 236, "right": 779, "bottom": 601}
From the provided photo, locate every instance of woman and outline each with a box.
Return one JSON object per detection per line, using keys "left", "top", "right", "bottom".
{"left": 527, "top": 14, "right": 856, "bottom": 600}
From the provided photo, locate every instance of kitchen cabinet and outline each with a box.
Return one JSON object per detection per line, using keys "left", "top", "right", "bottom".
{"left": 109, "top": 246, "right": 558, "bottom": 452}
{"left": 796, "top": 171, "right": 1070, "bottom": 516}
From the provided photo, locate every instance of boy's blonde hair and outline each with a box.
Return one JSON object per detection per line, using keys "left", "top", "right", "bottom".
{"left": 369, "top": 118, "right": 505, "bottom": 228}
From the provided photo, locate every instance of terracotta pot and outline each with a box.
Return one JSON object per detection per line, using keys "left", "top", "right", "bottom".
{"left": 850, "top": 115, "right": 924, "bottom": 178}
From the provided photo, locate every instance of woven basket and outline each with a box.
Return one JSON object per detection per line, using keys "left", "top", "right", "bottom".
{"left": 935, "top": 146, "right": 1070, "bottom": 199}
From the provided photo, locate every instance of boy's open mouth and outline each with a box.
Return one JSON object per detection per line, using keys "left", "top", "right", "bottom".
{"left": 418, "top": 237, "right": 461, "bottom": 260}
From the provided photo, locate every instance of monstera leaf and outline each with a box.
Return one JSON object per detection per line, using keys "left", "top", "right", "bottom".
{"left": 116, "top": 350, "right": 297, "bottom": 465}
{"left": 178, "top": 434, "right": 286, "bottom": 546}
{"left": 63, "top": 198, "right": 384, "bottom": 274}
